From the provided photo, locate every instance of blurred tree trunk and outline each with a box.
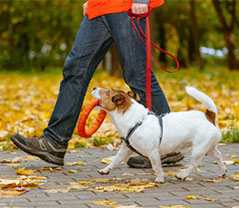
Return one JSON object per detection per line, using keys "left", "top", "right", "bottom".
{"left": 212, "top": 0, "right": 239, "bottom": 70}
{"left": 177, "top": 37, "right": 189, "bottom": 68}
{"left": 190, "top": 0, "right": 204, "bottom": 70}
{"left": 188, "top": 31, "right": 195, "bottom": 63}
{"left": 158, "top": 24, "right": 167, "bottom": 65}
{"left": 110, "top": 44, "right": 122, "bottom": 78}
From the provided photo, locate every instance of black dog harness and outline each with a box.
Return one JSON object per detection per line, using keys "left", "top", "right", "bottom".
{"left": 120, "top": 112, "right": 164, "bottom": 157}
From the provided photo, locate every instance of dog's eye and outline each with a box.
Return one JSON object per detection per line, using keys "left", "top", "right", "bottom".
{"left": 106, "top": 91, "right": 110, "bottom": 96}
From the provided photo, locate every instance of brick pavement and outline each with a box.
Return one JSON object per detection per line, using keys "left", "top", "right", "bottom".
{"left": 0, "top": 144, "right": 239, "bottom": 208}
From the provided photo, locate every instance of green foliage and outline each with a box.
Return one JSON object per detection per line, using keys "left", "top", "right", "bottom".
{"left": 92, "top": 137, "right": 113, "bottom": 147}
{"left": 0, "top": 0, "right": 84, "bottom": 71}
{"left": 222, "top": 129, "right": 239, "bottom": 143}
{"left": 0, "top": 0, "right": 238, "bottom": 71}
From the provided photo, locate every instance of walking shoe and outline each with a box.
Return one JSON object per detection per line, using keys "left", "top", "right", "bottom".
{"left": 127, "top": 152, "right": 184, "bottom": 168}
{"left": 11, "top": 134, "right": 66, "bottom": 166}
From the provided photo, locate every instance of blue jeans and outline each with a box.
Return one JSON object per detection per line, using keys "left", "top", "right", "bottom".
{"left": 43, "top": 13, "right": 170, "bottom": 148}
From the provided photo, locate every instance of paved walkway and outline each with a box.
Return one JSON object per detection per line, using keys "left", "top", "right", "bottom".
{"left": 0, "top": 144, "right": 239, "bottom": 208}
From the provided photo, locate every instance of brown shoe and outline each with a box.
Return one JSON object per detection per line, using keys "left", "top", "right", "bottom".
{"left": 11, "top": 134, "right": 66, "bottom": 166}
{"left": 127, "top": 152, "right": 184, "bottom": 168}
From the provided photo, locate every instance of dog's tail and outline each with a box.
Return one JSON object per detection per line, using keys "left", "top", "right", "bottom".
{"left": 186, "top": 86, "right": 217, "bottom": 125}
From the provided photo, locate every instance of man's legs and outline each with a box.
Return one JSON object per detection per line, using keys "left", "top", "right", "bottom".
{"left": 105, "top": 13, "right": 170, "bottom": 116}
{"left": 43, "top": 16, "right": 113, "bottom": 148}
{"left": 11, "top": 15, "right": 113, "bottom": 164}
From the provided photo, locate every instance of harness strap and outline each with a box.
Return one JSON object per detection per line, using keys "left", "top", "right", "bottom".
{"left": 120, "top": 121, "right": 146, "bottom": 157}
{"left": 121, "top": 112, "right": 164, "bottom": 157}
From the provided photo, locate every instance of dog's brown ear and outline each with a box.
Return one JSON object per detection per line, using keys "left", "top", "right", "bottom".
{"left": 127, "top": 91, "right": 140, "bottom": 102}
{"left": 112, "top": 94, "right": 125, "bottom": 106}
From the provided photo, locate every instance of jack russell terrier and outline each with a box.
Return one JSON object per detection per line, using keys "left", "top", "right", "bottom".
{"left": 92, "top": 86, "right": 227, "bottom": 183}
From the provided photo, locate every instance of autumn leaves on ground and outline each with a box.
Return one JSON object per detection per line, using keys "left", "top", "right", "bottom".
{"left": 0, "top": 68, "right": 238, "bottom": 151}
{"left": 0, "top": 68, "right": 239, "bottom": 204}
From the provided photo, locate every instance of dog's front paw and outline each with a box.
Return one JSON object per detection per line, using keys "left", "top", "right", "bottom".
{"left": 220, "top": 169, "right": 227, "bottom": 178}
{"left": 98, "top": 168, "right": 110, "bottom": 175}
{"left": 154, "top": 177, "right": 165, "bottom": 184}
{"left": 175, "top": 173, "right": 187, "bottom": 180}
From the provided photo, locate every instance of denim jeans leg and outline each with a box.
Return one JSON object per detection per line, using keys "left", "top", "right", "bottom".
{"left": 106, "top": 13, "right": 170, "bottom": 115}
{"left": 43, "top": 16, "right": 113, "bottom": 148}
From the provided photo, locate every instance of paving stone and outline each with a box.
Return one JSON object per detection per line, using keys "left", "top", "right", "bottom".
{"left": 0, "top": 203, "right": 9, "bottom": 207}
{"left": 10, "top": 201, "right": 59, "bottom": 207}
{"left": 1, "top": 144, "right": 239, "bottom": 207}
{"left": 134, "top": 198, "right": 162, "bottom": 207}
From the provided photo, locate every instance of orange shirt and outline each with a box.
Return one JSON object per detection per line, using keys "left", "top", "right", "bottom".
{"left": 85, "top": 0, "right": 164, "bottom": 20}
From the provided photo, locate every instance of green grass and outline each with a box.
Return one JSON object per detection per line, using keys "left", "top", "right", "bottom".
{"left": 222, "top": 129, "right": 239, "bottom": 144}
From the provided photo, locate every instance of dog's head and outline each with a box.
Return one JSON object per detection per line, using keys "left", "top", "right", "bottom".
{"left": 92, "top": 87, "right": 140, "bottom": 113}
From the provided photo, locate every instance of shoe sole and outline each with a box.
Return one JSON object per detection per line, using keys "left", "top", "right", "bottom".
{"left": 11, "top": 136, "right": 64, "bottom": 166}
{"left": 161, "top": 153, "right": 184, "bottom": 165}
{"left": 127, "top": 153, "right": 184, "bottom": 168}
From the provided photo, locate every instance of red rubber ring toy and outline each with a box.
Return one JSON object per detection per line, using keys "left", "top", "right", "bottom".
{"left": 77, "top": 98, "right": 106, "bottom": 138}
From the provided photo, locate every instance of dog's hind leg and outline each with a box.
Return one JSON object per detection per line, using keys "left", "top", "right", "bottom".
{"left": 148, "top": 148, "right": 165, "bottom": 183}
{"left": 176, "top": 147, "right": 205, "bottom": 180}
{"left": 98, "top": 143, "right": 132, "bottom": 175}
{"left": 207, "top": 144, "right": 227, "bottom": 177}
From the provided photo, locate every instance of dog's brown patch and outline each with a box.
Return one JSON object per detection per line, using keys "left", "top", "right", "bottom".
{"left": 205, "top": 109, "right": 216, "bottom": 125}
{"left": 127, "top": 91, "right": 140, "bottom": 102}
{"left": 98, "top": 88, "right": 133, "bottom": 114}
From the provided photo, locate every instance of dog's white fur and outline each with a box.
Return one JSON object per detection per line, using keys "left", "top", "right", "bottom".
{"left": 92, "top": 87, "right": 227, "bottom": 183}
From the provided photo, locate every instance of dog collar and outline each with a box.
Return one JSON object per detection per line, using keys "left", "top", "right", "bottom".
{"left": 120, "top": 111, "right": 164, "bottom": 157}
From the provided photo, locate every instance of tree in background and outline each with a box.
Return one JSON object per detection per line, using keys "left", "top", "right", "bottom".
{"left": 0, "top": 0, "right": 238, "bottom": 72}
{"left": 212, "top": 0, "right": 239, "bottom": 70}
{"left": 190, "top": 0, "right": 204, "bottom": 70}
{"left": 0, "top": 0, "right": 84, "bottom": 71}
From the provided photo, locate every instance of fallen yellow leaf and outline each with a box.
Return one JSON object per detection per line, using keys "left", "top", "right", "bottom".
{"left": 101, "top": 156, "right": 116, "bottom": 164}
{"left": 1, "top": 157, "right": 20, "bottom": 163}
{"left": 193, "top": 168, "right": 204, "bottom": 172}
{"left": 201, "top": 178, "right": 223, "bottom": 183}
{"left": 44, "top": 189, "right": 69, "bottom": 193}
{"left": 91, "top": 179, "right": 161, "bottom": 193}
{"left": 164, "top": 171, "right": 180, "bottom": 176}
{"left": 70, "top": 180, "right": 95, "bottom": 185}
{"left": 7, "top": 163, "right": 20, "bottom": 168}
{"left": 92, "top": 178, "right": 111, "bottom": 183}
{"left": 230, "top": 173, "right": 239, "bottom": 181}
{"left": 224, "top": 160, "right": 234, "bottom": 165}
{"left": 67, "top": 161, "right": 85, "bottom": 166}
{"left": 186, "top": 195, "right": 201, "bottom": 200}
{"left": 68, "top": 182, "right": 89, "bottom": 190}
{"left": 0, "top": 176, "right": 47, "bottom": 190}
{"left": 230, "top": 177, "right": 239, "bottom": 181}
{"left": 40, "top": 167, "right": 62, "bottom": 172}
{"left": 16, "top": 167, "right": 36, "bottom": 176}
{"left": 92, "top": 200, "right": 118, "bottom": 205}
{"left": 204, "top": 197, "right": 217, "bottom": 202}
{"left": 69, "top": 150, "right": 79, "bottom": 153}
{"left": 233, "top": 159, "right": 239, "bottom": 164}
{"left": 67, "top": 169, "right": 77, "bottom": 173}
{"left": 0, "top": 189, "right": 26, "bottom": 198}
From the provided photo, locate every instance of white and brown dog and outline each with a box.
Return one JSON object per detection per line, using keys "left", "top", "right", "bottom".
{"left": 92, "top": 87, "right": 227, "bottom": 183}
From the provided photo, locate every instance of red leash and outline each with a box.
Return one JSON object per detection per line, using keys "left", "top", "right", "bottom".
{"left": 128, "top": 7, "right": 180, "bottom": 111}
